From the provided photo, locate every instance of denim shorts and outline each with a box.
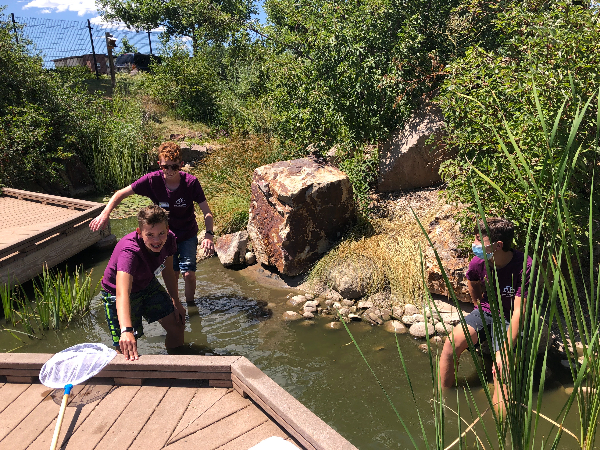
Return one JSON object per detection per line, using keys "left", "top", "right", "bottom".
{"left": 173, "top": 236, "right": 198, "bottom": 273}
{"left": 102, "top": 277, "right": 174, "bottom": 347}
{"left": 464, "top": 308, "right": 510, "bottom": 354}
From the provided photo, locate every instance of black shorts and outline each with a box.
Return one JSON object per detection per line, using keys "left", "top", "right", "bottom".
{"left": 464, "top": 308, "right": 510, "bottom": 354}
{"left": 102, "top": 277, "right": 174, "bottom": 347}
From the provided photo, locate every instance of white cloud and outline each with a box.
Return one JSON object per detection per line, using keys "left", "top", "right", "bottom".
{"left": 41, "top": 8, "right": 51, "bottom": 13}
{"left": 23, "top": 0, "right": 97, "bottom": 16}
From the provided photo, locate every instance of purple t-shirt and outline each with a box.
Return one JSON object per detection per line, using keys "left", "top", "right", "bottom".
{"left": 131, "top": 171, "right": 207, "bottom": 242}
{"left": 465, "top": 250, "right": 533, "bottom": 320}
{"left": 101, "top": 230, "right": 177, "bottom": 294}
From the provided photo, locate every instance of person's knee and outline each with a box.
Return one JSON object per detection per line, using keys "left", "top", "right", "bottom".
{"left": 183, "top": 271, "right": 195, "bottom": 281}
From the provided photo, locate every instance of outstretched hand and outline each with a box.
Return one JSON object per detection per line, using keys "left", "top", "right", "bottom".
{"left": 89, "top": 214, "right": 109, "bottom": 232}
{"left": 201, "top": 238, "right": 215, "bottom": 257}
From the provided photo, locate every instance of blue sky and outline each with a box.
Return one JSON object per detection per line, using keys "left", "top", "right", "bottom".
{"left": 2, "top": 0, "right": 266, "bottom": 24}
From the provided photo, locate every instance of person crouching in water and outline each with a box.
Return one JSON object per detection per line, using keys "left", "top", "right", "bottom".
{"left": 101, "top": 205, "right": 184, "bottom": 360}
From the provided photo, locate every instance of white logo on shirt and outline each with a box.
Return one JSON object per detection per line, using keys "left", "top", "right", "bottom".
{"left": 174, "top": 198, "right": 186, "bottom": 208}
{"left": 503, "top": 286, "right": 516, "bottom": 297}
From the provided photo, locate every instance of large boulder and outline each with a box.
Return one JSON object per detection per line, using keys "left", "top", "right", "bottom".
{"left": 214, "top": 230, "right": 248, "bottom": 267}
{"left": 327, "top": 256, "right": 378, "bottom": 299}
{"left": 377, "top": 104, "right": 452, "bottom": 192}
{"left": 247, "top": 158, "right": 356, "bottom": 276}
{"left": 425, "top": 205, "right": 471, "bottom": 302}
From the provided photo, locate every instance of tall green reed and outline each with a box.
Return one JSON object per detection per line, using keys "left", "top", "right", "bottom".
{"left": 415, "top": 82, "right": 600, "bottom": 449}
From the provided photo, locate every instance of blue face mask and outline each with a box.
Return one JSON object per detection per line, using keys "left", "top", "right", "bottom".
{"left": 472, "top": 244, "right": 494, "bottom": 260}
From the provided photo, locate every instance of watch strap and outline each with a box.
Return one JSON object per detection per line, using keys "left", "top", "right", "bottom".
{"left": 121, "top": 326, "right": 134, "bottom": 334}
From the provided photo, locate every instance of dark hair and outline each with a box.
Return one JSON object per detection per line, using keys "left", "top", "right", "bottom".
{"left": 157, "top": 141, "right": 181, "bottom": 162}
{"left": 474, "top": 217, "right": 514, "bottom": 251}
{"left": 138, "top": 205, "right": 169, "bottom": 229}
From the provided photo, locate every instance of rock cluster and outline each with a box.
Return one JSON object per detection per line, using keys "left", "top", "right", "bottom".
{"left": 283, "top": 293, "right": 464, "bottom": 340}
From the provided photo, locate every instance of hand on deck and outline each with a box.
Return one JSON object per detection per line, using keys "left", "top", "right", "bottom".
{"left": 119, "top": 332, "right": 139, "bottom": 361}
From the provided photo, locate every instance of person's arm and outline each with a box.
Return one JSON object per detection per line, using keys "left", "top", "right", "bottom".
{"left": 507, "top": 295, "right": 524, "bottom": 350}
{"left": 467, "top": 279, "right": 484, "bottom": 306}
{"left": 198, "top": 200, "right": 215, "bottom": 257}
{"left": 89, "top": 186, "right": 135, "bottom": 231}
{"left": 161, "top": 255, "right": 186, "bottom": 324}
{"left": 115, "top": 270, "right": 138, "bottom": 360}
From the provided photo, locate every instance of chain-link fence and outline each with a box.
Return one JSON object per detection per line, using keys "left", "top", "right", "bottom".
{"left": 2, "top": 12, "right": 163, "bottom": 71}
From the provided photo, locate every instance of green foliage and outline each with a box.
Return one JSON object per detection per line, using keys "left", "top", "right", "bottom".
{"left": 338, "top": 145, "right": 379, "bottom": 213}
{"left": 438, "top": 2, "right": 600, "bottom": 246}
{"left": 116, "top": 36, "right": 139, "bottom": 56}
{"left": 143, "top": 41, "right": 220, "bottom": 122}
{"left": 2, "top": 266, "right": 97, "bottom": 337}
{"left": 262, "top": 0, "right": 460, "bottom": 152}
{"left": 96, "top": 0, "right": 255, "bottom": 49}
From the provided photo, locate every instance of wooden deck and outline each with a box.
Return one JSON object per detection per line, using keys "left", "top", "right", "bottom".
{"left": 0, "top": 188, "right": 109, "bottom": 286}
{"left": 0, "top": 354, "right": 357, "bottom": 450}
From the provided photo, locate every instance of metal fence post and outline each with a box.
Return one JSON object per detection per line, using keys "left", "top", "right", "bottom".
{"left": 11, "top": 13, "right": 19, "bottom": 44}
{"left": 105, "top": 32, "right": 116, "bottom": 88}
{"left": 147, "top": 30, "right": 152, "bottom": 55}
{"left": 87, "top": 20, "right": 100, "bottom": 78}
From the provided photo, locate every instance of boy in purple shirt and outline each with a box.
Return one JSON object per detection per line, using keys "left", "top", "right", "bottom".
{"left": 91, "top": 141, "right": 215, "bottom": 306}
{"left": 101, "top": 205, "right": 184, "bottom": 360}
{"left": 439, "top": 218, "right": 533, "bottom": 414}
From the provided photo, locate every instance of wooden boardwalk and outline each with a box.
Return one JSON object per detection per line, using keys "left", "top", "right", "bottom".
{"left": 0, "top": 188, "right": 109, "bottom": 286}
{"left": 0, "top": 380, "right": 298, "bottom": 450}
{"left": 0, "top": 354, "right": 357, "bottom": 450}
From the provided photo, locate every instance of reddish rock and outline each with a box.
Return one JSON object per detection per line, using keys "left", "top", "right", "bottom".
{"left": 425, "top": 206, "right": 470, "bottom": 302}
{"left": 247, "top": 158, "right": 356, "bottom": 276}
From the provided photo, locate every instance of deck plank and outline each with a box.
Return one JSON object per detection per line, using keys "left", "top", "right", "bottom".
{"left": 168, "top": 390, "right": 252, "bottom": 445}
{"left": 215, "top": 420, "right": 299, "bottom": 450}
{"left": 129, "top": 382, "right": 199, "bottom": 450}
{"left": 169, "top": 387, "right": 229, "bottom": 440}
{"left": 0, "top": 382, "right": 29, "bottom": 414}
{"left": 95, "top": 385, "right": 169, "bottom": 450}
{"left": 1, "top": 385, "right": 88, "bottom": 450}
{"left": 165, "top": 405, "right": 269, "bottom": 450}
{"left": 26, "top": 384, "right": 115, "bottom": 450}
{"left": 61, "top": 385, "right": 141, "bottom": 450}
{"left": 0, "top": 384, "right": 51, "bottom": 441}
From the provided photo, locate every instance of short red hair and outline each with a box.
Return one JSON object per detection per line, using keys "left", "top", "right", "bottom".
{"left": 157, "top": 141, "right": 181, "bottom": 161}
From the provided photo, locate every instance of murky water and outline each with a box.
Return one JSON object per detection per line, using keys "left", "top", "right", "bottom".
{"left": 0, "top": 217, "right": 590, "bottom": 449}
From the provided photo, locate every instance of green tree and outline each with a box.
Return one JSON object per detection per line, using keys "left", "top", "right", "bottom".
{"left": 96, "top": 0, "right": 256, "bottom": 51}
{"left": 115, "top": 36, "right": 138, "bottom": 56}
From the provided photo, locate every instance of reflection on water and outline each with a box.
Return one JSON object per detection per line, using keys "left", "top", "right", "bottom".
{"left": 0, "top": 218, "right": 589, "bottom": 449}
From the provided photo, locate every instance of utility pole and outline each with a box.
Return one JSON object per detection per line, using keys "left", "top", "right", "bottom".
{"left": 105, "top": 32, "right": 117, "bottom": 88}
{"left": 11, "top": 13, "right": 18, "bottom": 44}
{"left": 87, "top": 20, "right": 99, "bottom": 79}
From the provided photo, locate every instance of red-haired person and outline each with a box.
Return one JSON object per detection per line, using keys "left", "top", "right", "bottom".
{"left": 91, "top": 141, "right": 214, "bottom": 307}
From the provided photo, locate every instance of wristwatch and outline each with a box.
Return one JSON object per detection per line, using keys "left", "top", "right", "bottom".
{"left": 205, "top": 230, "right": 214, "bottom": 236}
{"left": 121, "top": 326, "right": 134, "bottom": 334}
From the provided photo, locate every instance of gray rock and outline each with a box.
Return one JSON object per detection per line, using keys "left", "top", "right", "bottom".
{"left": 404, "top": 304, "right": 419, "bottom": 316}
{"left": 380, "top": 309, "right": 392, "bottom": 321}
{"left": 348, "top": 314, "right": 362, "bottom": 321}
{"left": 304, "top": 293, "right": 315, "bottom": 300}
{"left": 245, "top": 252, "right": 257, "bottom": 265}
{"left": 325, "top": 299, "right": 334, "bottom": 307}
{"left": 287, "top": 295, "right": 306, "bottom": 307}
{"left": 384, "top": 320, "right": 408, "bottom": 334}
{"left": 215, "top": 230, "right": 248, "bottom": 266}
{"left": 435, "top": 322, "right": 450, "bottom": 335}
{"left": 338, "top": 307, "right": 351, "bottom": 316}
{"left": 391, "top": 305, "right": 404, "bottom": 320}
{"left": 322, "top": 288, "right": 343, "bottom": 301}
{"left": 418, "top": 343, "right": 430, "bottom": 354}
{"left": 304, "top": 300, "right": 319, "bottom": 308}
{"left": 327, "top": 256, "right": 379, "bottom": 299}
{"left": 357, "top": 300, "right": 374, "bottom": 309}
{"left": 303, "top": 312, "right": 315, "bottom": 319}
{"left": 303, "top": 305, "right": 317, "bottom": 313}
{"left": 409, "top": 322, "right": 435, "bottom": 338}
{"left": 333, "top": 302, "right": 342, "bottom": 310}
{"left": 341, "top": 299, "right": 355, "bottom": 307}
{"left": 401, "top": 315, "right": 417, "bottom": 325}
{"left": 283, "top": 311, "right": 302, "bottom": 321}
{"left": 430, "top": 336, "right": 444, "bottom": 346}
{"left": 414, "top": 314, "right": 425, "bottom": 322}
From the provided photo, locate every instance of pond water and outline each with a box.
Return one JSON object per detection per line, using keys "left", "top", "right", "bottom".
{"left": 0, "top": 217, "right": 588, "bottom": 449}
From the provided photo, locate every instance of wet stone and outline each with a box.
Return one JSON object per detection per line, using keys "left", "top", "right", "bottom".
{"left": 384, "top": 320, "right": 407, "bottom": 334}
{"left": 348, "top": 314, "right": 362, "bottom": 321}
{"left": 283, "top": 311, "right": 302, "bottom": 321}
{"left": 303, "top": 305, "right": 317, "bottom": 313}
{"left": 409, "top": 322, "right": 435, "bottom": 338}
{"left": 401, "top": 315, "right": 417, "bottom": 325}
{"left": 404, "top": 304, "right": 419, "bottom": 315}
{"left": 380, "top": 309, "right": 392, "bottom": 321}
{"left": 288, "top": 295, "right": 306, "bottom": 307}
{"left": 304, "top": 293, "right": 315, "bottom": 300}
{"left": 435, "top": 322, "right": 449, "bottom": 335}
{"left": 304, "top": 300, "right": 319, "bottom": 308}
{"left": 391, "top": 305, "right": 404, "bottom": 320}
{"left": 303, "top": 312, "right": 315, "bottom": 319}
{"left": 357, "top": 300, "right": 373, "bottom": 309}
{"left": 341, "top": 299, "right": 355, "bottom": 307}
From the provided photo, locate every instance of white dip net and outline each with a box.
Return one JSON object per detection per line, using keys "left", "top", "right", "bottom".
{"left": 39, "top": 343, "right": 117, "bottom": 389}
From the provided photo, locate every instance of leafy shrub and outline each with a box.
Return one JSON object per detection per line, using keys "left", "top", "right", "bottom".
{"left": 438, "top": 2, "right": 600, "bottom": 246}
